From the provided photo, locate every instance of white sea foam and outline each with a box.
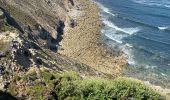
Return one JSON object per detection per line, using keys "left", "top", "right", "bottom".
{"left": 158, "top": 26, "right": 168, "bottom": 30}
{"left": 165, "top": 5, "right": 170, "bottom": 8}
{"left": 161, "top": 73, "right": 167, "bottom": 76}
{"left": 125, "top": 43, "right": 133, "bottom": 48}
{"left": 122, "top": 44, "right": 137, "bottom": 65}
{"left": 105, "top": 35, "right": 123, "bottom": 44}
{"left": 98, "top": 1, "right": 139, "bottom": 65}
{"left": 97, "top": 2, "right": 115, "bottom": 16}
{"left": 103, "top": 20, "right": 140, "bottom": 35}
{"left": 145, "top": 65, "right": 157, "bottom": 69}
{"left": 102, "top": 22, "right": 137, "bottom": 65}
{"left": 121, "top": 45, "right": 136, "bottom": 65}
{"left": 104, "top": 32, "right": 123, "bottom": 44}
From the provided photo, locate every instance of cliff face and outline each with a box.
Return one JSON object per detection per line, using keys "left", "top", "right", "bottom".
{"left": 0, "top": 0, "right": 77, "bottom": 50}
{"left": 0, "top": 0, "right": 110, "bottom": 94}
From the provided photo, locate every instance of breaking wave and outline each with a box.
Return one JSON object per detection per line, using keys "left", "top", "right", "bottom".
{"left": 103, "top": 19, "right": 140, "bottom": 35}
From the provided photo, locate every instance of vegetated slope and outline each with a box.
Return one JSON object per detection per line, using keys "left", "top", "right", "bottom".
{"left": 7, "top": 70, "right": 165, "bottom": 100}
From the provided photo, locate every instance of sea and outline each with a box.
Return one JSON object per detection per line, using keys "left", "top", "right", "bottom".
{"left": 96, "top": 0, "right": 170, "bottom": 88}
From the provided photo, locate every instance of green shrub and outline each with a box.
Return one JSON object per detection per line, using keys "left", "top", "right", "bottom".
{"left": 0, "top": 18, "right": 14, "bottom": 32}
{"left": 54, "top": 72, "right": 165, "bottom": 100}
{"left": 7, "top": 71, "right": 165, "bottom": 100}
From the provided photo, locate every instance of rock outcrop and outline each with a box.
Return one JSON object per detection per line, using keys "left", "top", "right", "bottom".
{"left": 0, "top": 9, "right": 4, "bottom": 19}
{"left": 0, "top": 0, "right": 77, "bottom": 51}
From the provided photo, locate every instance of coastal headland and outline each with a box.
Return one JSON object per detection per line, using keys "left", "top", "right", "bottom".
{"left": 0, "top": 0, "right": 169, "bottom": 99}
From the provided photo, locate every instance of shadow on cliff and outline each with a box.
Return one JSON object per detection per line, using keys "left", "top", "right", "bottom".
{"left": 52, "top": 20, "right": 65, "bottom": 51}
{"left": 0, "top": 7, "right": 24, "bottom": 33}
{"left": 0, "top": 90, "right": 17, "bottom": 100}
{"left": 1, "top": 7, "right": 65, "bottom": 53}
{"left": 34, "top": 20, "right": 65, "bottom": 52}
{"left": 14, "top": 46, "right": 32, "bottom": 68}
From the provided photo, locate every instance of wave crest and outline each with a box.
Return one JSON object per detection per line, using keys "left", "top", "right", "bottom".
{"left": 97, "top": 3, "right": 115, "bottom": 16}
{"left": 103, "top": 20, "right": 140, "bottom": 35}
{"left": 158, "top": 26, "right": 168, "bottom": 30}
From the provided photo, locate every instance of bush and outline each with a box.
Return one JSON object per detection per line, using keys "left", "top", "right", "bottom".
{"left": 0, "top": 19, "right": 14, "bottom": 32}
{"left": 7, "top": 71, "right": 165, "bottom": 100}
{"left": 55, "top": 72, "right": 165, "bottom": 100}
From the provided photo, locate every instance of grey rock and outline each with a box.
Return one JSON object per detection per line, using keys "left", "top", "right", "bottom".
{"left": 0, "top": 52, "right": 6, "bottom": 58}
{"left": 0, "top": 9, "right": 4, "bottom": 19}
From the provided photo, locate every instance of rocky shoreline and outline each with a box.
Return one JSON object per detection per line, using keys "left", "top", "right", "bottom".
{"left": 58, "top": 0, "right": 127, "bottom": 76}
{"left": 67, "top": 0, "right": 170, "bottom": 97}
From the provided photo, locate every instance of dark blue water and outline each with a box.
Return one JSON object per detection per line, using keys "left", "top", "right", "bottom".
{"left": 97, "top": 0, "right": 170, "bottom": 88}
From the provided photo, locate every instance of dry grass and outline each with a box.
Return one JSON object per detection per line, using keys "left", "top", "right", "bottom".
{"left": 0, "top": 39, "right": 10, "bottom": 52}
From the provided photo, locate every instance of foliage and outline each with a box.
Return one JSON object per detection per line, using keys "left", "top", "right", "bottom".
{"left": 7, "top": 71, "right": 165, "bottom": 100}
{"left": 55, "top": 72, "right": 165, "bottom": 100}
{"left": 0, "top": 19, "right": 13, "bottom": 32}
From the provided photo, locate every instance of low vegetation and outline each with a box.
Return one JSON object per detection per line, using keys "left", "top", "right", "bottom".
{"left": 7, "top": 70, "right": 165, "bottom": 100}
{"left": 0, "top": 19, "right": 13, "bottom": 32}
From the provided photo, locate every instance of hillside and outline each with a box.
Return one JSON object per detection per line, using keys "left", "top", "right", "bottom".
{"left": 0, "top": 0, "right": 166, "bottom": 99}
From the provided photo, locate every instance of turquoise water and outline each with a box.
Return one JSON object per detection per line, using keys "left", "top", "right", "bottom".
{"left": 97, "top": 0, "right": 170, "bottom": 88}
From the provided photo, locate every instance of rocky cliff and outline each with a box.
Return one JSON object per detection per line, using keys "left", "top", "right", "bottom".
{"left": 0, "top": 0, "right": 111, "bottom": 94}
{"left": 0, "top": 0, "right": 78, "bottom": 50}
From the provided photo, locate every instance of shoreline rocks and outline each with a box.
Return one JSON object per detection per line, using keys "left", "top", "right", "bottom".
{"left": 58, "top": 0, "right": 127, "bottom": 76}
